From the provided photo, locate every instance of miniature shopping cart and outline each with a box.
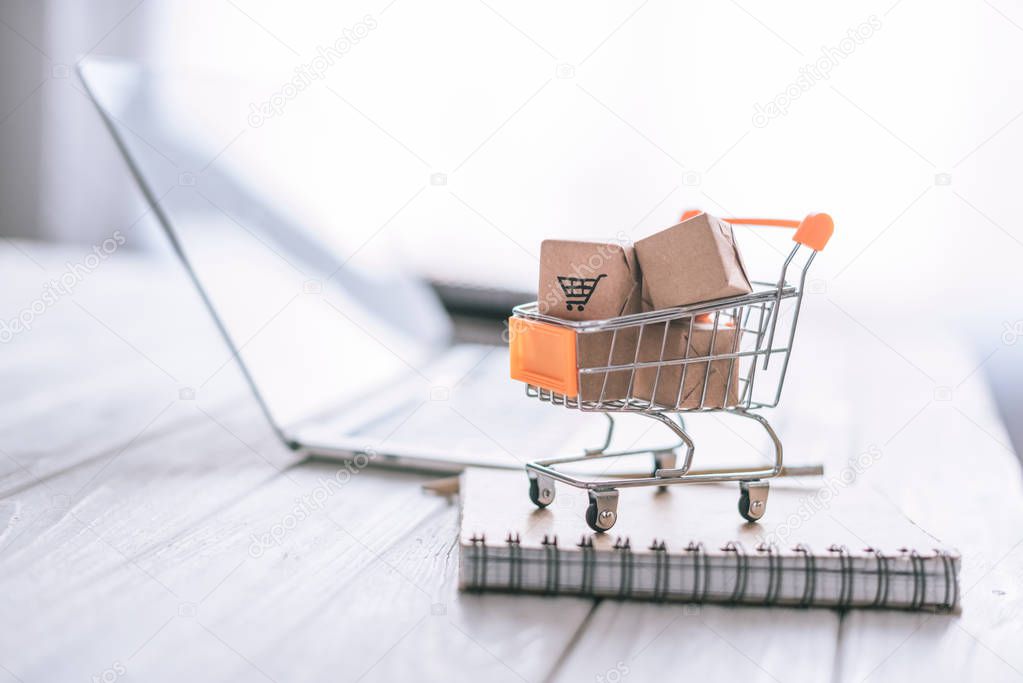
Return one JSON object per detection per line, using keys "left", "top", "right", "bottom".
{"left": 509, "top": 212, "right": 834, "bottom": 532}
{"left": 557, "top": 274, "right": 606, "bottom": 312}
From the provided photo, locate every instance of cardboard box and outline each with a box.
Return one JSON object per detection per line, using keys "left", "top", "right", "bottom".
{"left": 537, "top": 240, "right": 642, "bottom": 402}
{"left": 632, "top": 318, "right": 742, "bottom": 409}
{"left": 635, "top": 213, "right": 752, "bottom": 309}
{"left": 538, "top": 239, "right": 641, "bottom": 320}
{"left": 572, "top": 327, "right": 642, "bottom": 403}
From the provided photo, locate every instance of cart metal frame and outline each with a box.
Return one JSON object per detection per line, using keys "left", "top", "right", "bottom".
{"left": 510, "top": 213, "right": 834, "bottom": 532}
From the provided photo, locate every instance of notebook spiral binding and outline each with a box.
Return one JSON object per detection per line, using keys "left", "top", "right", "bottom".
{"left": 469, "top": 533, "right": 487, "bottom": 592}
{"left": 794, "top": 544, "right": 816, "bottom": 608}
{"left": 937, "top": 549, "right": 958, "bottom": 611}
{"left": 756, "top": 543, "right": 783, "bottom": 607}
{"left": 829, "top": 545, "right": 853, "bottom": 610}
{"left": 506, "top": 533, "right": 522, "bottom": 592}
{"left": 867, "top": 547, "right": 890, "bottom": 608}
{"left": 614, "top": 537, "right": 633, "bottom": 599}
{"left": 721, "top": 542, "right": 749, "bottom": 603}
{"left": 907, "top": 548, "right": 925, "bottom": 612}
{"left": 542, "top": 535, "right": 560, "bottom": 594}
{"left": 685, "top": 542, "right": 711, "bottom": 603}
{"left": 577, "top": 536, "right": 595, "bottom": 594}
{"left": 649, "top": 540, "right": 668, "bottom": 602}
{"left": 463, "top": 531, "right": 959, "bottom": 612}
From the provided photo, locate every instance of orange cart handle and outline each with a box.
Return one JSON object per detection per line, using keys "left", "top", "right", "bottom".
{"left": 680, "top": 210, "right": 833, "bottom": 252}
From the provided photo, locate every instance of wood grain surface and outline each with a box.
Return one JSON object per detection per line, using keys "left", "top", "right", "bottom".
{"left": 1, "top": 243, "right": 1020, "bottom": 682}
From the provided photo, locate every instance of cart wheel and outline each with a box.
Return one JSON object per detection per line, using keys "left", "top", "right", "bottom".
{"left": 528, "top": 475, "right": 555, "bottom": 508}
{"left": 585, "top": 489, "right": 619, "bottom": 533}
{"left": 584, "top": 500, "right": 604, "bottom": 532}
{"left": 738, "top": 481, "right": 769, "bottom": 522}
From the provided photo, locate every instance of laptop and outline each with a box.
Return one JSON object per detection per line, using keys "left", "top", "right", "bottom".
{"left": 78, "top": 58, "right": 623, "bottom": 472}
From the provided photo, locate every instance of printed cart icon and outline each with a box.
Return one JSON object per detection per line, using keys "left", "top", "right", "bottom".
{"left": 557, "top": 273, "right": 606, "bottom": 311}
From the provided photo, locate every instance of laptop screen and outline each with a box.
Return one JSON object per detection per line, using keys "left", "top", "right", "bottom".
{"left": 78, "top": 36, "right": 697, "bottom": 434}
{"left": 80, "top": 60, "right": 452, "bottom": 430}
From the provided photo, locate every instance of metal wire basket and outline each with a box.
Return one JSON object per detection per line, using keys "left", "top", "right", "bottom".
{"left": 509, "top": 212, "right": 834, "bottom": 532}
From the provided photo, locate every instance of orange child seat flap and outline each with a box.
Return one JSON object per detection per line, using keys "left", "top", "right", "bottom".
{"left": 509, "top": 317, "right": 578, "bottom": 397}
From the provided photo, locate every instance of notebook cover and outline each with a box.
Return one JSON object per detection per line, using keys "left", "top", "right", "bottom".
{"left": 458, "top": 468, "right": 960, "bottom": 611}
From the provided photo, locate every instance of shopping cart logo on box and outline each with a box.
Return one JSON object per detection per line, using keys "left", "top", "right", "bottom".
{"left": 510, "top": 212, "right": 835, "bottom": 533}
{"left": 556, "top": 273, "right": 606, "bottom": 312}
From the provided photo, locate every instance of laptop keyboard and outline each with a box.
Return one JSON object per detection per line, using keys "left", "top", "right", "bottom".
{"left": 347, "top": 344, "right": 573, "bottom": 464}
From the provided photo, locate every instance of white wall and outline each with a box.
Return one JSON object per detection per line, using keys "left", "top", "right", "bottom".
{"left": 0, "top": 0, "right": 160, "bottom": 245}
{"left": 1, "top": 0, "right": 1021, "bottom": 322}
{"left": 0, "top": 0, "right": 46, "bottom": 241}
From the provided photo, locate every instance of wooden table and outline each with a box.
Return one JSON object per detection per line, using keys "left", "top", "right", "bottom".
{"left": 2, "top": 243, "right": 1021, "bottom": 683}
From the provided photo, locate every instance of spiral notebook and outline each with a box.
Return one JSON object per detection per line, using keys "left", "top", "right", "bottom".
{"left": 458, "top": 468, "right": 960, "bottom": 611}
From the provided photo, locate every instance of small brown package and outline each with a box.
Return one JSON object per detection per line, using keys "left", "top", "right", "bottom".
{"left": 632, "top": 318, "right": 742, "bottom": 409}
{"left": 538, "top": 240, "right": 642, "bottom": 402}
{"left": 538, "top": 240, "right": 641, "bottom": 320}
{"left": 635, "top": 213, "right": 752, "bottom": 309}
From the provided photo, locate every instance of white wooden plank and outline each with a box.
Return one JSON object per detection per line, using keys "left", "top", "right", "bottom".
{"left": 0, "top": 452, "right": 590, "bottom": 682}
{"left": 555, "top": 601, "right": 838, "bottom": 683}
{"left": 254, "top": 500, "right": 594, "bottom": 683}
{"left": 0, "top": 409, "right": 422, "bottom": 679}
{"left": 0, "top": 247, "right": 601, "bottom": 683}
{"left": 6, "top": 244, "right": 1021, "bottom": 682}
{"left": 0, "top": 245, "right": 262, "bottom": 493}
{"left": 0, "top": 395, "right": 587, "bottom": 683}
{"left": 821, "top": 313, "right": 1023, "bottom": 682}
{"left": 0, "top": 411, "right": 284, "bottom": 579}
{"left": 0, "top": 244, "right": 220, "bottom": 385}
{"left": 0, "top": 381, "right": 218, "bottom": 496}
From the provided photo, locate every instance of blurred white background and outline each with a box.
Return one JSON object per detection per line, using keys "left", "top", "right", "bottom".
{"left": 2, "top": 0, "right": 1022, "bottom": 443}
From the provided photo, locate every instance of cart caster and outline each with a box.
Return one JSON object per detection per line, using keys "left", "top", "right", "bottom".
{"left": 528, "top": 474, "right": 556, "bottom": 508}
{"left": 585, "top": 489, "right": 619, "bottom": 533}
{"left": 738, "top": 481, "right": 769, "bottom": 522}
